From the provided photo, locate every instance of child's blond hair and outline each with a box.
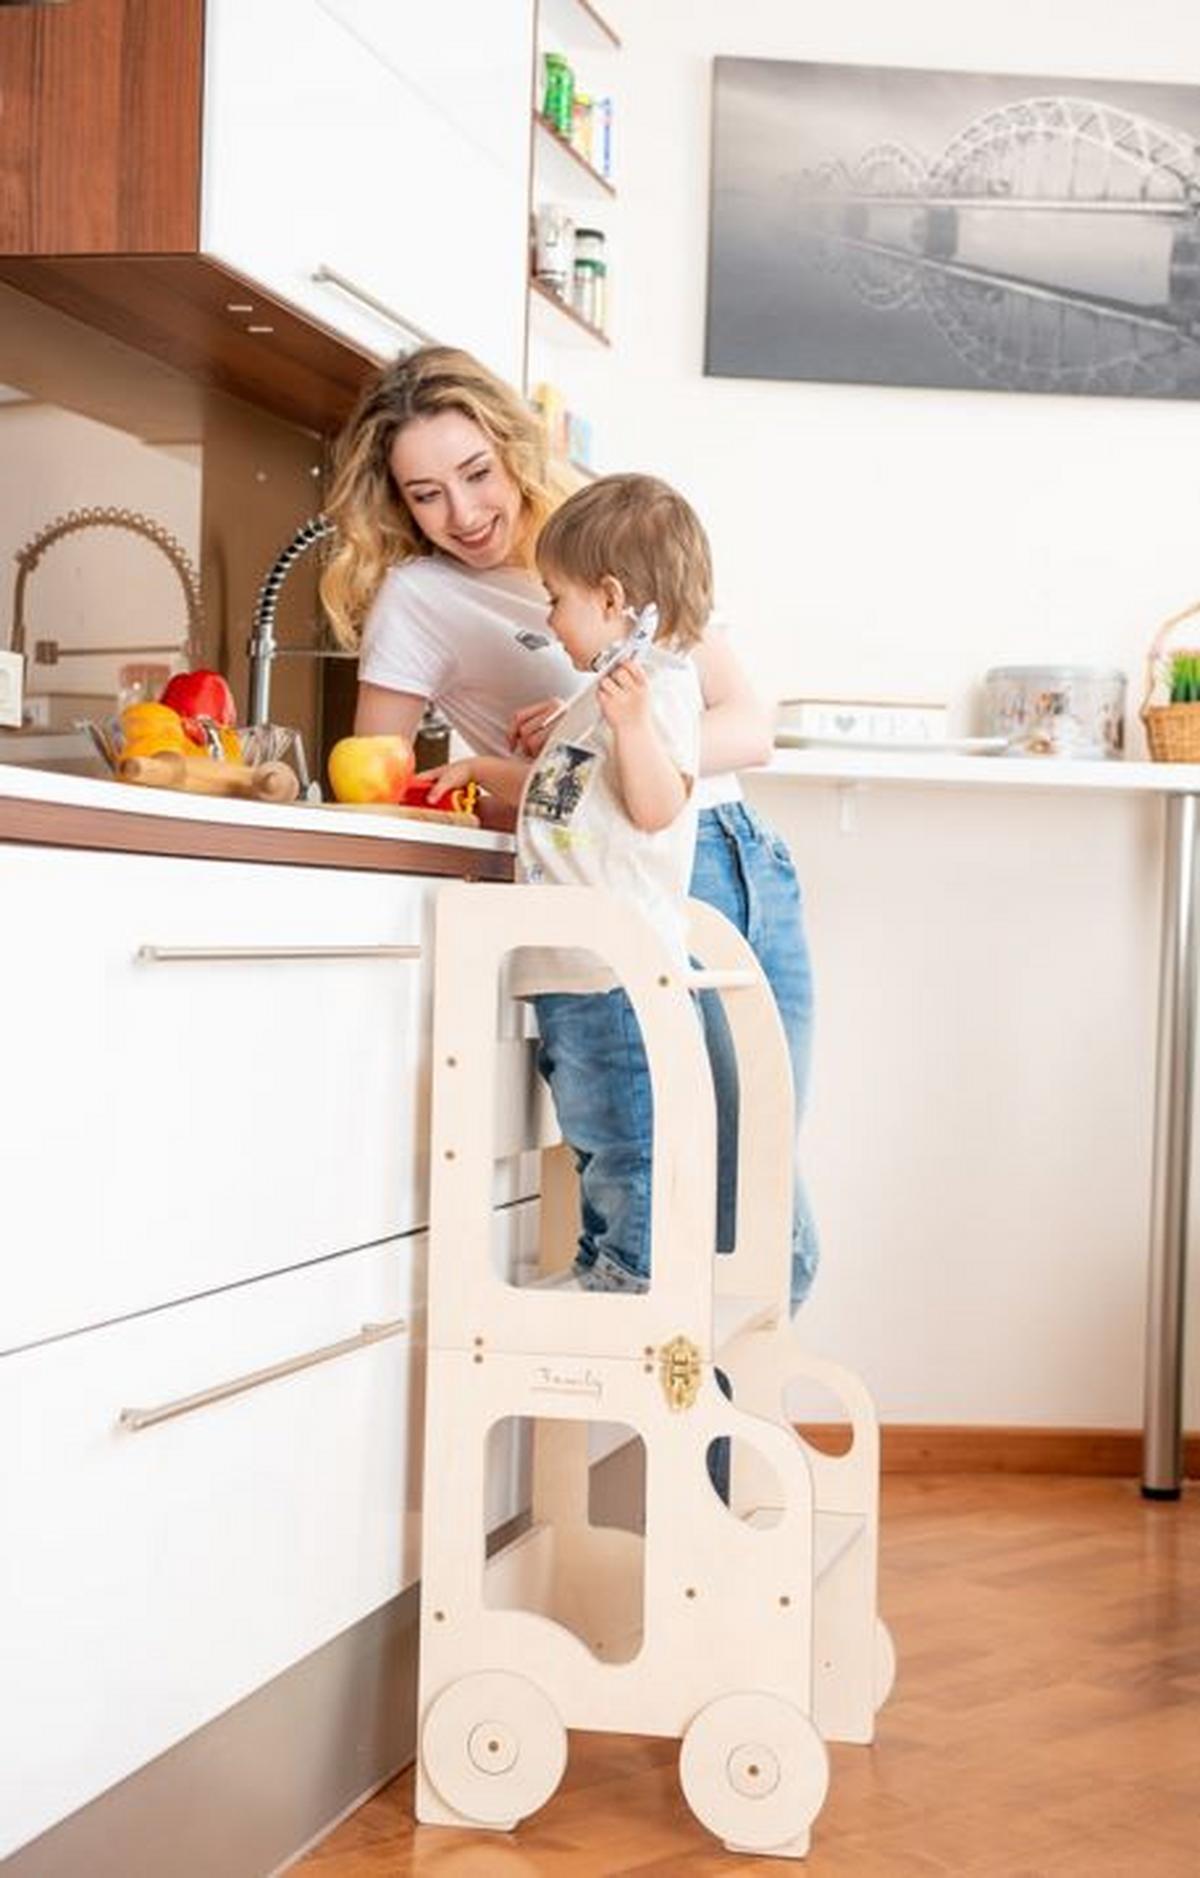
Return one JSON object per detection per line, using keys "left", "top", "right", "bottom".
{"left": 535, "top": 473, "right": 712, "bottom": 649}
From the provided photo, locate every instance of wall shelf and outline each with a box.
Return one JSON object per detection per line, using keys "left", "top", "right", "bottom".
{"left": 526, "top": 0, "right": 619, "bottom": 470}
{"left": 529, "top": 275, "right": 610, "bottom": 349}
{"left": 532, "top": 114, "right": 615, "bottom": 200}
{"left": 763, "top": 746, "right": 1200, "bottom": 794}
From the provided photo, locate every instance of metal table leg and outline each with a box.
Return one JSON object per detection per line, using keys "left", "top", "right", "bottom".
{"left": 1143, "top": 792, "right": 1198, "bottom": 1498}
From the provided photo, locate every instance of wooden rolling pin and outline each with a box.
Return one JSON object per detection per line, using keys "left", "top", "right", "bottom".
{"left": 118, "top": 750, "right": 300, "bottom": 803}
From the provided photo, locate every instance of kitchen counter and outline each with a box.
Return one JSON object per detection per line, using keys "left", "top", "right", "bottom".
{"left": 766, "top": 745, "right": 1200, "bottom": 793}
{"left": 0, "top": 764, "right": 514, "bottom": 881}
{"left": 755, "top": 741, "right": 1199, "bottom": 1500}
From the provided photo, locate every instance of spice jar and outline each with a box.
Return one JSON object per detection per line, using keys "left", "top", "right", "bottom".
{"left": 414, "top": 705, "right": 451, "bottom": 771}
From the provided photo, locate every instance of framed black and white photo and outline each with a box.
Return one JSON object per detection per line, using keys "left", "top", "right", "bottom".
{"left": 706, "top": 57, "right": 1200, "bottom": 398}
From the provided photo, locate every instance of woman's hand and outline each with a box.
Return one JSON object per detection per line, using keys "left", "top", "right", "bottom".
{"left": 507, "top": 696, "right": 567, "bottom": 757}
{"left": 597, "top": 662, "right": 652, "bottom": 732}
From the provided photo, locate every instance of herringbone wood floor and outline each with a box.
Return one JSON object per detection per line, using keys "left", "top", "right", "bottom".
{"left": 297, "top": 1476, "right": 1200, "bottom": 1876}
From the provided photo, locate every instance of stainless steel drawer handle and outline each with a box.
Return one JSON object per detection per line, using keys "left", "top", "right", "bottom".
{"left": 136, "top": 944, "right": 421, "bottom": 964}
{"left": 118, "top": 1317, "right": 408, "bottom": 1432}
{"left": 311, "top": 265, "right": 434, "bottom": 348}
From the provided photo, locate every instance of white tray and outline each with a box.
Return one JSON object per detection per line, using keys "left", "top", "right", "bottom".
{"left": 774, "top": 731, "right": 1009, "bottom": 756}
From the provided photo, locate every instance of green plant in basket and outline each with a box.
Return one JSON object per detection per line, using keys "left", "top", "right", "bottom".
{"left": 1168, "top": 650, "right": 1200, "bottom": 704}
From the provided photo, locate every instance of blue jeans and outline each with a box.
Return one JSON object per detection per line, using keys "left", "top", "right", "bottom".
{"left": 689, "top": 801, "right": 819, "bottom": 1310}
{"left": 531, "top": 988, "right": 654, "bottom": 1292}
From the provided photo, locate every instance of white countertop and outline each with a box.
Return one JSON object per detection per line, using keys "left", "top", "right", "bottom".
{"left": 0, "top": 762, "right": 514, "bottom": 854}
{"left": 7, "top": 749, "right": 1199, "bottom": 853}
{"left": 759, "top": 746, "right": 1200, "bottom": 795}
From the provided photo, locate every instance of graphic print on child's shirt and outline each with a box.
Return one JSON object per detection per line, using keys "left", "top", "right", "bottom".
{"left": 524, "top": 740, "right": 599, "bottom": 826}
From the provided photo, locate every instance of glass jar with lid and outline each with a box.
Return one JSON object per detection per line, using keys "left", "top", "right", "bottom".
{"left": 575, "top": 227, "right": 606, "bottom": 264}
{"left": 572, "top": 257, "right": 607, "bottom": 332}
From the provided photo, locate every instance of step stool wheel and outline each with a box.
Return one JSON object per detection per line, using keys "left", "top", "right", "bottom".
{"left": 679, "top": 1691, "right": 829, "bottom": 1851}
{"left": 874, "top": 1617, "right": 897, "bottom": 1710}
{"left": 421, "top": 1671, "right": 567, "bottom": 1828}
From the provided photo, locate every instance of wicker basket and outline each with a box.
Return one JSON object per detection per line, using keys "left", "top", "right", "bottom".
{"left": 1141, "top": 600, "right": 1200, "bottom": 762}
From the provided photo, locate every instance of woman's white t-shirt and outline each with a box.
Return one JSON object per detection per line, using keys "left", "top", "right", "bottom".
{"left": 359, "top": 557, "right": 581, "bottom": 756}
{"left": 358, "top": 553, "right": 740, "bottom": 807}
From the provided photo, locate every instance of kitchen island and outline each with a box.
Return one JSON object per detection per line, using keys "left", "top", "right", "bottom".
{"left": 0, "top": 768, "right": 548, "bottom": 1878}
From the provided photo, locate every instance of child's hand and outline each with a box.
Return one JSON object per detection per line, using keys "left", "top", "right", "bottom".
{"left": 507, "top": 696, "right": 567, "bottom": 757}
{"left": 597, "top": 662, "right": 651, "bottom": 732}
{"left": 417, "top": 758, "right": 477, "bottom": 805}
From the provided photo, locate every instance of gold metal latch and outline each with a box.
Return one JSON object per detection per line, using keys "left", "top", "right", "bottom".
{"left": 659, "top": 1335, "right": 702, "bottom": 1411}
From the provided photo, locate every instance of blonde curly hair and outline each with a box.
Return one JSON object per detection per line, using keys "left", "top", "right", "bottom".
{"left": 321, "top": 345, "right": 568, "bottom": 649}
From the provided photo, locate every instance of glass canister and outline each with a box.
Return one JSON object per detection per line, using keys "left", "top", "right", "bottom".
{"left": 575, "top": 227, "right": 606, "bottom": 263}
{"left": 572, "top": 257, "right": 606, "bottom": 331}
{"left": 983, "top": 665, "right": 1127, "bottom": 759}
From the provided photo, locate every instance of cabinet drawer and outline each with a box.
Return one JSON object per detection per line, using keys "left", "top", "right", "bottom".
{"left": 0, "top": 1204, "right": 540, "bottom": 1859}
{"left": 0, "top": 1235, "right": 420, "bottom": 1857}
{"left": 2, "top": 847, "right": 435, "bottom": 1347}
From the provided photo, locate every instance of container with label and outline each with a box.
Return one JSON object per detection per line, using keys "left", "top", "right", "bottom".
{"left": 535, "top": 204, "right": 574, "bottom": 298}
{"left": 531, "top": 381, "right": 568, "bottom": 459}
{"left": 592, "top": 96, "right": 614, "bottom": 177}
{"left": 983, "top": 665, "right": 1127, "bottom": 758}
{"left": 542, "top": 52, "right": 574, "bottom": 135}
{"left": 571, "top": 93, "right": 593, "bottom": 163}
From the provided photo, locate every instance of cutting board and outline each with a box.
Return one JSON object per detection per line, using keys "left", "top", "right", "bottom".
{"left": 314, "top": 801, "right": 480, "bottom": 828}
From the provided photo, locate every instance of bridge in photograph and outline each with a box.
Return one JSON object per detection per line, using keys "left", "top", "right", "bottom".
{"left": 795, "top": 96, "right": 1200, "bottom": 394}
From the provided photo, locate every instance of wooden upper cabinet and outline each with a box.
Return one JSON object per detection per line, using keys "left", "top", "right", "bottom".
{"left": 0, "top": 0, "right": 204, "bottom": 254}
{"left": 0, "top": 0, "right": 535, "bottom": 425}
{"left": 0, "top": 0, "right": 366, "bottom": 431}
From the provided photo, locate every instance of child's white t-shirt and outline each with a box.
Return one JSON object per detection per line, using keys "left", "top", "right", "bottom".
{"left": 511, "top": 646, "right": 702, "bottom": 997}
{"left": 357, "top": 553, "right": 739, "bottom": 807}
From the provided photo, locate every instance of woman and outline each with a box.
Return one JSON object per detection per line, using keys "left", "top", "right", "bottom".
{"left": 321, "top": 345, "right": 818, "bottom": 1306}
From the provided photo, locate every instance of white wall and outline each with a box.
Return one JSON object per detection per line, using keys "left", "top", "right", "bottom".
{"left": 602, "top": 0, "right": 1200, "bottom": 1428}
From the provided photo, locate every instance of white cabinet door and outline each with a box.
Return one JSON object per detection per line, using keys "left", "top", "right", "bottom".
{"left": 1, "top": 1236, "right": 418, "bottom": 1859}
{"left": 0, "top": 1206, "right": 539, "bottom": 1860}
{"left": 321, "top": 0, "right": 534, "bottom": 172}
{"left": 2, "top": 844, "right": 544, "bottom": 1349}
{"left": 2, "top": 848, "right": 424, "bottom": 1348}
{"left": 201, "top": 0, "right": 532, "bottom": 382}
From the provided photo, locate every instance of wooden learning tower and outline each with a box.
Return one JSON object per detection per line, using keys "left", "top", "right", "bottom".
{"left": 416, "top": 881, "right": 895, "bottom": 1860}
